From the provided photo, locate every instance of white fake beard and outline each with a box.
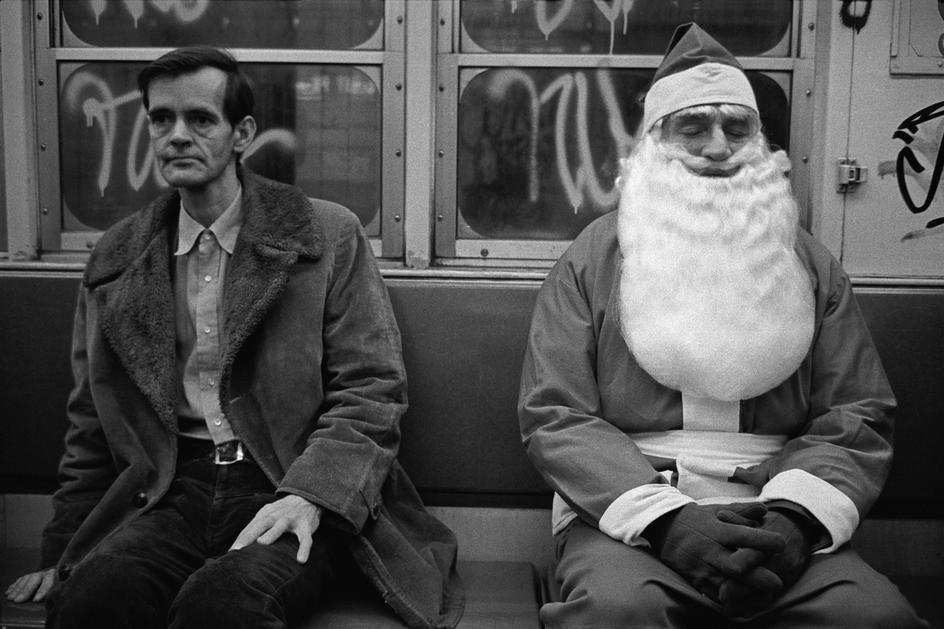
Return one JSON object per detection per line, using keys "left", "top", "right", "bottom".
{"left": 617, "top": 133, "right": 814, "bottom": 401}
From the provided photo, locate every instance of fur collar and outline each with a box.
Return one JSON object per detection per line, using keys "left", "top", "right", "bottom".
{"left": 82, "top": 169, "right": 325, "bottom": 432}
{"left": 85, "top": 168, "right": 323, "bottom": 287}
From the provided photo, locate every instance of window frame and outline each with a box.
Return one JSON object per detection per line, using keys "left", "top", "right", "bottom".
{"left": 31, "top": 0, "right": 406, "bottom": 261}
{"left": 1, "top": 0, "right": 41, "bottom": 263}
{"left": 432, "top": 0, "right": 818, "bottom": 268}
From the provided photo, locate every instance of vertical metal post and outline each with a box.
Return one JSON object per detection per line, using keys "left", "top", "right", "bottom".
{"left": 402, "top": 0, "right": 437, "bottom": 268}
{"left": 1, "top": 0, "right": 41, "bottom": 260}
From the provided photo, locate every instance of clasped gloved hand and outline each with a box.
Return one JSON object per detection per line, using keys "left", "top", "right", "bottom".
{"left": 716, "top": 502, "right": 823, "bottom": 618}
{"left": 643, "top": 502, "right": 787, "bottom": 605}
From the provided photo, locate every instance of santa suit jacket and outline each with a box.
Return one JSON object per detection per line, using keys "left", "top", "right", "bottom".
{"left": 519, "top": 211, "right": 895, "bottom": 552}
{"left": 41, "top": 169, "right": 463, "bottom": 629}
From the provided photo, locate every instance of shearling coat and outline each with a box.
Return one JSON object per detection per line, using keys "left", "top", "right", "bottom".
{"left": 40, "top": 169, "right": 463, "bottom": 629}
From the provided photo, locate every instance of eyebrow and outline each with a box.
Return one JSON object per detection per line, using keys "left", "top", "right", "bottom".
{"left": 672, "top": 112, "right": 713, "bottom": 125}
{"left": 720, "top": 112, "right": 752, "bottom": 125}
{"left": 670, "top": 111, "right": 753, "bottom": 130}
{"left": 146, "top": 106, "right": 218, "bottom": 119}
{"left": 184, "top": 107, "right": 219, "bottom": 119}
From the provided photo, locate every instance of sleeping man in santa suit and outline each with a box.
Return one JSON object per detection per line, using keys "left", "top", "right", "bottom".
{"left": 518, "top": 23, "right": 928, "bottom": 628}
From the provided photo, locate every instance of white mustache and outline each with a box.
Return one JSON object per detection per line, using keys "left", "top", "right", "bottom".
{"left": 657, "top": 135, "right": 769, "bottom": 175}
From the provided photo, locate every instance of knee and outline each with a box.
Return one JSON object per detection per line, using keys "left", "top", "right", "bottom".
{"left": 825, "top": 594, "right": 926, "bottom": 629}
{"left": 543, "top": 580, "right": 677, "bottom": 628}
{"left": 874, "top": 602, "right": 928, "bottom": 629}
{"left": 170, "top": 560, "right": 258, "bottom": 629}
{"left": 805, "top": 579, "right": 928, "bottom": 629}
{"left": 47, "top": 555, "right": 160, "bottom": 629}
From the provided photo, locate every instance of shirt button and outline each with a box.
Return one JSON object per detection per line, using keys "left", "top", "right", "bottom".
{"left": 214, "top": 419, "right": 223, "bottom": 426}
{"left": 208, "top": 378, "right": 216, "bottom": 386}
{"left": 204, "top": 275, "right": 213, "bottom": 282}
{"left": 204, "top": 327, "right": 212, "bottom": 334}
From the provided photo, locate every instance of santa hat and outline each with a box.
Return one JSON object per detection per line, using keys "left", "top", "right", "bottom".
{"left": 642, "top": 23, "right": 757, "bottom": 132}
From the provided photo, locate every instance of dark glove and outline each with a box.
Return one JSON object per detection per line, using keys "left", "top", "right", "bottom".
{"left": 759, "top": 504, "right": 821, "bottom": 589}
{"left": 643, "top": 502, "right": 786, "bottom": 603}
{"left": 714, "top": 508, "right": 782, "bottom": 617}
{"left": 716, "top": 502, "right": 822, "bottom": 618}
{"left": 718, "top": 565, "right": 777, "bottom": 618}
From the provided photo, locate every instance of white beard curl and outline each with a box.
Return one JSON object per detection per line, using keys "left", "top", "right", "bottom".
{"left": 617, "top": 133, "right": 814, "bottom": 401}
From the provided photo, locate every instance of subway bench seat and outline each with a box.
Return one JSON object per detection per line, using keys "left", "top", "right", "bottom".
{"left": 0, "top": 279, "right": 550, "bottom": 628}
{"left": 2, "top": 277, "right": 944, "bottom": 627}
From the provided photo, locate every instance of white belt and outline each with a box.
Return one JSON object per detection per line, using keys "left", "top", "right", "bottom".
{"left": 550, "top": 429, "right": 789, "bottom": 534}
{"left": 632, "top": 430, "right": 787, "bottom": 502}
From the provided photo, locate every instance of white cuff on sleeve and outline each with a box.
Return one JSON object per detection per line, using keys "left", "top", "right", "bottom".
{"left": 760, "top": 469, "right": 859, "bottom": 553}
{"left": 598, "top": 484, "right": 695, "bottom": 546}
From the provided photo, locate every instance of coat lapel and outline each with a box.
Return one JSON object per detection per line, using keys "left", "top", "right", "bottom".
{"left": 86, "top": 191, "right": 179, "bottom": 432}
{"left": 83, "top": 170, "right": 323, "bottom": 434}
{"left": 219, "top": 169, "right": 324, "bottom": 394}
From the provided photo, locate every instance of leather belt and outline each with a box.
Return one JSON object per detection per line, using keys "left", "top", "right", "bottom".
{"left": 213, "top": 440, "right": 246, "bottom": 465}
{"left": 178, "top": 438, "right": 250, "bottom": 465}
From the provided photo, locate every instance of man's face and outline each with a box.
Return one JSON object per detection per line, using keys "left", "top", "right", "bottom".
{"left": 661, "top": 108, "right": 753, "bottom": 177}
{"left": 146, "top": 67, "right": 252, "bottom": 191}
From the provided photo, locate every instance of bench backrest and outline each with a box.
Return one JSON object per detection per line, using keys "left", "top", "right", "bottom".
{"left": 1, "top": 275, "right": 942, "bottom": 518}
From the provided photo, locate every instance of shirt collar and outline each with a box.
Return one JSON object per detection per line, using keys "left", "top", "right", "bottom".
{"left": 174, "top": 186, "right": 243, "bottom": 256}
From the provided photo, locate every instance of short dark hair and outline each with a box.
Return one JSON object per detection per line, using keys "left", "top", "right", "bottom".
{"left": 137, "top": 46, "right": 254, "bottom": 127}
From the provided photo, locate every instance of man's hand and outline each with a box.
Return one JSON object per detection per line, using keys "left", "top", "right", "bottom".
{"left": 643, "top": 502, "right": 786, "bottom": 603}
{"left": 4, "top": 568, "right": 55, "bottom": 604}
{"left": 229, "top": 494, "right": 323, "bottom": 563}
{"left": 716, "top": 504, "right": 820, "bottom": 618}
{"left": 755, "top": 507, "right": 818, "bottom": 589}
{"left": 715, "top": 508, "right": 779, "bottom": 617}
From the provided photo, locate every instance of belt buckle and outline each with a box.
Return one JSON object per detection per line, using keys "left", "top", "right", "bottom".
{"left": 214, "top": 440, "right": 245, "bottom": 465}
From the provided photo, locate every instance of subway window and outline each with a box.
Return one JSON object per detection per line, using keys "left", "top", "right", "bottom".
{"left": 35, "top": 0, "right": 403, "bottom": 257}
{"left": 58, "top": 62, "right": 382, "bottom": 236}
{"left": 435, "top": 0, "right": 801, "bottom": 265}
{"left": 5, "top": 0, "right": 815, "bottom": 268}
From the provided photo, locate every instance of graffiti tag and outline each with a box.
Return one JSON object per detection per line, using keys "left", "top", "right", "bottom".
{"left": 512, "top": 0, "right": 638, "bottom": 55}
{"left": 89, "top": 0, "right": 211, "bottom": 27}
{"left": 61, "top": 67, "right": 298, "bottom": 232}
{"left": 486, "top": 68, "right": 635, "bottom": 213}
{"left": 891, "top": 101, "right": 944, "bottom": 232}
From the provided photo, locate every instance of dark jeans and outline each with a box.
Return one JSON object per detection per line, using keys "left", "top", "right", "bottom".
{"left": 46, "top": 455, "right": 344, "bottom": 629}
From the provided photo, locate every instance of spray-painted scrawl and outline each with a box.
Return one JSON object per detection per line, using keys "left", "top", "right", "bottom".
{"left": 879, "top": 101, "right": 944, "bottom": 241}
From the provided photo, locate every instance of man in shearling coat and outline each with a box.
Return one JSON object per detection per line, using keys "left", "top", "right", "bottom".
{"left": 5, "top": 46, "right": 462, "bottom": 629}
{"left": 519, "top": 24, "right": 926, "bottom": 628}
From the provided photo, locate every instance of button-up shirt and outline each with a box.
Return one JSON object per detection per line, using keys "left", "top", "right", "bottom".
{"left": 173, "top": 189, "right": 242, "bottom": 443}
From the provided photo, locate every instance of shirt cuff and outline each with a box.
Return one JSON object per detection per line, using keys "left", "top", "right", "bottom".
{"left": 598, "top": 484, "right": 695, "bottom": 546}
{"left": 759, "top": 469, "right": 859, "bottom": 553}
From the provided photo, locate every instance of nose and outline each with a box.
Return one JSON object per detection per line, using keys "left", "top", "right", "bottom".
{"left": 701, "top": 123, "right": 733, "bottom": 162}
{"left": 169, "top": 117, "right": 191, "bottom": 146}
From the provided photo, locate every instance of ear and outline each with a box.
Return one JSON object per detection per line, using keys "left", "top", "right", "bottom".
{"left": 232, "top": 115, "right": 257, "bottom": 155}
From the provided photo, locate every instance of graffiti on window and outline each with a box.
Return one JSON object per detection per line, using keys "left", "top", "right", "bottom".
{"left": 457, "top": 68, "right": 789, "bottom": 240}
{"left": 58, "top": 63, "right": 381, "bottom": 234}
{"left": 461, "top": 0, "right": 792, "bottom": 56}
{"left": 60, "top": 0, "right": 384, "bottom": 49}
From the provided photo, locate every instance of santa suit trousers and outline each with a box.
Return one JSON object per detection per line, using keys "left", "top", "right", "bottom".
{"left": 541, "top": 518, "right": 928, "bottom": 629}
